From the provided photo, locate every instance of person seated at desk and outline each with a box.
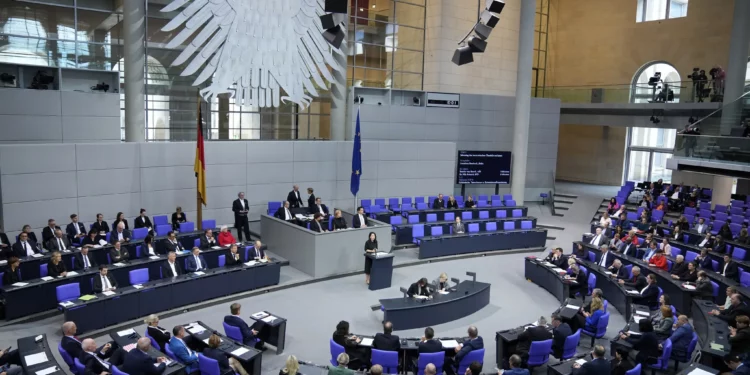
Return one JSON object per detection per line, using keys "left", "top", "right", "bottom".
{"left": 619, "top": 266, "right": 647, "bottom": 290}
{"left": 635, "top": 217, "right": 650, "bottom": 233}
{"left": 168, "top": 325, "right": 199, "bottom": 373}
{"left": 447, "top": 196, "right": 459, "bottom": 209}
{"left": 91, "top": 214, "right": 110, "bottom": 236}
{"left": 694, "top": 249, "right": 712, "bottom": 270}
{"left": 162, "top": 251, "right": 183, "bottom": 277}
{"left": 545, "top": 247, "right": 568, "bottom": 269}
{"left": 433, "top": 272, "right": 454, "bottom": 292}
{"left": 217, "top": 226, "right": 236, "bottom": 247}
{"left": 696, "top": 232, "right": 713, "bottom": 249}
{"left": 432, "top": 194, "right": 445, "bottom": 209}
{"left": 694, "top": 271, "right": 714, "bottom": 299}
{"left": 711, "top": 294, "right": 750, "bottom": 328}
{"left": 419, "top": 327, "right": 443, "bottom": 353}
{"left": 144, "top": 314, "right": 171, "bottom": 352}
{"left": 632, "top": 274, "right": 659, "bottom": 310}
{"left": 134, "top": 208, "right": 153, "bottom": 233}
{"left": 109, "top": 241, "right": 129, "bottom": 263}
{"left": 12, "top": 231, "right": 39, "bottom": 258}
{"left": 310, "top": 213, "right": 328, "bottom": 233}
{"left": 729, "top": 315, "right": 750, "bottom": 356}
{"left": 0, "top": 229, "right": 9, "bottom": 254}
{"left": 464, "top": 195, "right": 475, "bottom": 208}
{"left": 47, "top": 229, "right": 71, "bottom": 252}
{"left": 142, "top": 235, "right": 157, "bottom": 257}
{"left": 617, "top": 213, "right": 630, "bottom": 231}
{"left": 607, "top": 198, "right": 620, "bottom": 215}
{"left": 501, "top": 354, "right": 529, "bottom": 375}
{"left": 719, "top": 223, "right": 733, "bottom": 241}
{"left": 332, "top": 210, "right": 348, "bottom": 230}
{"left": 2, "top": 257, "right": 21, "bottom": 285}
{"left": 41, "top": 219, "right": 61, "bottom": 251}
{"left": 609, "top": 259, "right": 629, "bottom": 280}
{"left": 0, "top": 346, "right": 24, "bottom": 375}
{"left": 667, "top": 315, "right": 694, "bottom": 358}
{"left": 653, "top": 305, "right": 674, "bottom": 339}
{"left": 81, "top": 338, "right": 126, "bottom": 375}
{"left": 171, "top": 207, "right": 188, "bottom": 232}
{"left": 677, "top": 261, "right": 698, "bottom": 282}
{"left": 596, "top": 245, "right": 614, "bottom": 268}
{"left": 274, "top": 201, "right": 296, "bottom": 223}
{"left": 571, "top": 345, "right": 609, "bottom": 375}
{"left": 185, "top": 247, "right": 207, "bottom": 272}
{"left": 644, "top": 244, "right": 663, "bottom": 266}
{"left": 332, "top": 320, "right": 367, "bottom": 370}
{"left": 583, "top": 288, "right": 604, "bottom": 314}
{"left": 353, "top": 206, "right": 369, "bottom": 228}
{"left": 618, "top": 319, "right": 659, "bottom": 367}
{"left": 693, "top": 217, "right": 708, "bottom": 234}
{"left": 669, "top": 254, "right": 689, "bottom": 279}
{"left": 599, "top": 212, "right": 612, "bottom": 228}
{"left": 618, "top": 236, "right": 637, "bottom": 257}
{"left": 583, "top": 297, "right": 605, "bottom": 332}
{"left": 94, "top": 265, "right": 117, "bottom": 293}
{"left": 589, "top": 228, "right": 609, "bottom": 248}
{"left": 373, "top": 321, "right": 400, "bottom": 351}
{"left": 466, "top": 362, "right": 482, "bottom": 375}
{"left": 287, "top": 185, "right": 304, "bottom": 209}
{"left": 81, "top": 229, "right": 101, "bottom": 249}
{"left": 61, "top": 321, "right": 119, "bottom": 363}
{"left": 659, "top": 237, "right": 672, "bottom": 257}
{"left": 408, "top": 278, "right": 431, "bottom": 297}
{"left": 721, "top": 254, "right": 740, "bottom": 281}
{"left": 724, "top": 354, "right": 750, "bottom": 375}
{"left": 47, "top": 251, "right": 68, "bottom": 277}
{"left": 203, "top": 333, "right": 249, "bottom": 375}
{"left": 713, "top": 235, "right": 727, "bottom": 254}
{"left": 737, "top": 228, "right": 749, "bottom": 244}
{"left": 199, "top": 228, "right": 219, "bottom": 249}
{"left": 67, "top": 214, "right": 86, "bottom": 244}
{"left": 572, "top": 242, "right": 588, "bottom": 260}
{"left": 225, "top": 303, "right": 265, "bottom": 349}
{"left": 121, "top": 337, "right": 167, "bottom": 375}
{"left": 309, "top": 197, "right": 329, "bottom": 216}
{"left": 329, "top": 353, "right": 356, "bottom": 375}
{"left": 279, "top": 355, "right": 301, "bottom": 375}
{"left": 250, "top": 240, "right": 269, "bottom": 261}
{"left": 550, "top": 314, "right": 572, "bottom": 359}
{"left": 113, "top": 212, "right": 129, "bottom": 231}
{"left": 110, "top": 223, "right": 131, "bottom": 245}
{"left": 164, "top": 231, "right": 185, "bottom": 253}
{"left": 566, "top": 264, "right": 587, "bottom": 298}
{"left": 676, "top": 215, "right": 690, "bottom": 232}
{"left": 452, "top": 216, "right": 465, "bottom": 234}
{"left": 610, "top": 347, "right": 634, "bottom": 375}
{"left": 449, "top": 326, "right": 483, "bottom": 374}
{"left": 226, "top": 244, "right": 243, "bottom": 266}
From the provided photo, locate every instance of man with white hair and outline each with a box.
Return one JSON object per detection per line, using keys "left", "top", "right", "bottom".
{"left": 81, "top": 338, "right": 125, "bottom": 374}
{"left": 608, "top": 259, "right": 629, "bottom": 280}
{"left": 61, "top": 322, "right": 120, "bottom": 368}
{"left": 424, "top": 363, "right": 437, "bottom": 375}
{"left": 589, "top": 227, "right": 608, "bottom": 247}
{"left": 109, "top": 222, "right": 131, "bottom": 244}
{"left": 121, "top": 337, "right": 167, "bottom": 375}
{"left": 328, "top": 353, "right": 354, "bottom": 374}
{"left": 670, "top": 254, "right": 689, "bottom": 279}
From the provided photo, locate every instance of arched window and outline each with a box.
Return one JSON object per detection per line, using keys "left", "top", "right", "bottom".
{"left": 112, "top": 56, "right": 171, "bottom": 140}
{"left": 631, "top": 61, "right": 681, "bottom": 103}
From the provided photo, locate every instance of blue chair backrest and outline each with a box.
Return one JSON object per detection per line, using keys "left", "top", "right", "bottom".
{"left": 390, "top": 216, "right": 403, "bottom": 225}
{"left": 625, "top": 363, "right": 642, "bottom": 375}
{"left": 418, "top": 352, "right": 444, "bottom": 375}
{"left": 462, "top": 211, "right": 472, "bottom": 220}
{"left": 329, "top": 339, "right": 345, "bottom": 367}
{"left": 477, "top": 201, "right": 489, "bottom": 207}
{"left": 506, "top": 200, "right": 517, "bottom": 207}
{"left": 671, "top": 247, "right": 681, "bottom": 258}
{"left": 156, "top": 224, "right": 171, "bottom": 236}
{"left": 654, "top": 339, "right": 672, "bottom": 369}
{"left": 596, "top": 312, "right": 610, "bottom": 336}
{"left": 444, "top": 212, "right": 455, "bottom": 222}
{"left": 413, "top": 225, "right": 424, "bottom": 239}
{"left": 685, "top": 251, "right": 698, "bottom": 263}
{"left": 198, "top": 354, "right": 220, "bottom": 375}
{"left": 562, "top": 329, "right": 581, "bottom": 359}
{"left": 223, "top": 322, "right": 243, "bottom": 342}
{"left": 468, "top": 223, "right": 479, "bottom": 233}
{"left": 503, "top": 222, "right": 514, "bottom": 230}
{"left": 111, "top": 365, "right": 129, "bottom": 375}
{"left": 486, "top": 222, "right": 497, "bottom": 231}
{"left": 40, "top": 263, "right": 48, "bottom": 277}
{"left": 716, "top": 212, "right": 728, "bottom": 222}
{"left": 202, "top": 219, "right": 216, "bottom": 230}
{"left": 491, "top": 200, "right": 502, "bottom": 207}
{"left": 402, "top": 197, "right": 413, "bottom": 206}
{"left": 74, "top": 357, "right": 85, "bottom": 374}
{"left": 711, "top": 260, "right": 719, "bottom": 272}
{"left": 457, "top": 348, "right": 484, "bottom": 374}
{"left": 710, "top": 281, "right": 719, "bottom": 300}
{"left": 268, "top": 201, "right": 282, "bottom": 214}
{"left": 496, "top": 210, "right": 507, "bottom": 218}
{"left": 56, "top": 283, "right": 81, "bottom": 302}
{"left": 733, "top": 247, "right": 747, "bottom": 261}
{"left": 430, "top": 226, "right": 443, "bottom": 237}
{"left": 375, "top": 198, "right": 386, "bottom": 207}
{"left": 624, "top": 264, "right": 633, "bottom": 278}
{"left": 587, "top": 273, "right": 596, "bottom": 294}
{"left": 427, "top": 214, "right": 437, "bottom": 222}
{"left": 416, "top": 202, "right": 428, "bottom": 210}
{"left": 503, "top": 194, "right": 513, "bottom": 201}
{"left": 132, "top": 228, "right": 148, "bottom": 240}
{"left": 144, "top": 329, "right": 161, "bottom": 350}
{"left": 129, "top": 268, "right": 149, "bottom": 285}
{"left": 371, "top": 349, "right": 399, "bottom": 374}
{"left": 478, "top": 195, "right": 488, "bottom": 202}
{"left": 479, "top": 211, "right": 489, "bottom": 219}
{"left": 716, "top": 204, "right": 728, "bottom": 213}
{"left": 521, "top": 220, "right": 532, "bottom": 229}
{"left": 587, "top": 252, "right": 596, "bottom": 263}
{"left": 388, "top": 198, "right": 399, "bottom": 207}
{"left": 164, "top": 343, "right": 179, "bottom": 362}
{"left": 527, "top": 340, "right": 552, "bottom": 366}
{"left": 362, "top": 199, "right": 372, "bottom": 208}
{"left": 193, "top": 238, "right": 201, "bottom": 248}
{"left": 684, "top": 207, "right": 696, "bottom": 216}
{"left": 135, "top": 245, "right": 142, "bottom": 258}
{"left": 58, "top": 342, "right": 76, "bottom": 371}
{"left": 154, "top": 215, "right": 169, "bottom": 226}
{"left": 491, "top": 195, "right": 500, "bottom": 201}
{"left": 415, "top": 197, "right": 424, "bottom": 204}
{"left": 218, "top": 255, "right": 226, "bottom": 268}
{"left": 408, "top": 215, "right": 419, "bottom": 224}
{"left": 179, "top": 222, "right": 195, "bottom": 233}
{"left": 741, "top": 271, "right": 750, "bottom": 288}
{"left": 512, "top": 209, "right": 522, "bottom": 217}
{"left": 627, "top": 212, "right": 637, "bottom": 221}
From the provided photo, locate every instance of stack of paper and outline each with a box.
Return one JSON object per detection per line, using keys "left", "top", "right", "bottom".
{"left": 212, "top": 246, "right": 223, "bottom": 249}
{"left": 626, "top": 290, "right": 640, "bottom": 295}
{"left": 117, "top": 328, "right": 136, "bottom": 336}
{"left": 688, "top": 369, "right": 718, "bottom": 375}
{"left": 262, "top": 315, "right": 277, "bottom": 323}
{"left": 59, "top": 301, "right": 74, "bottom": 307}
{"left": 122, "top": 343, "right": 136, "bottom": 352}
{"left": 12, "top": 282, "right": 28, "bottom": 287}
{"left": 626, "top": 331, "right": 642, "bottom": 336}
{"left": 414, "top": 295, "right": 429, "bottom": 299}
{"left": 438, "top": 290, "right": 450, "bottom": 295}
{"left": 41, "top": 276, "right": 54, "bottom": 281}
{"left": 251, "top": 312, "right": 269, "bottom": 319}
{"left": 67, "top": 271, "right": 78, "bottom": 276}
{"left": 31, "top": 253, "right": 43, "bottom": 258}
{"left": 149, "top": 255, "right": 161, "bottom": 260}
{"left": 245, "top": 261, "right": 257, "bottom": 267}
{"left": 575, "top": 359, "right": 587, "bottom": 365}
{"left": 440, "top": 340, "right": 459, "bottom": 348}
{"left": 133, "top": 284, "right": 144, "bottom": 289}
{"left": 0, "top": 260, "right": 7, "bottom": 266}
{"left": 35, "top": 366, "right": 58, "bottom": 375}
{"left": 683, "top": 284, "right": 696, "bottom": 290}
{"left": 102, "top": 291, "right": 116, "bottom": 296}
{"left": 231, "top": 347, "right": 249, "bottom": 356}
{"left": 78, "top": 295, "right": 97, "bottom": 301}
{"left": 565, "top": 304, "right": 580, "bottom": 310}
{"left": 633, "top": 316, "right": 645, "bottom": 323}
{"left": 359, "top": 338, "right": 374, "bottom": 346}
{"left": 186, "top": 323, "right": 205, "bottom": 334}
{"left": 24, "top": 352, "right": 48, "bottom": 366}
{"left": 194, "top": 271, "right": 205, "bottom": 276}
{"left": 113, "top": 262, "right": 126, "bottom": 267}
{"left": 635, "top": 310, "right": 650, "bottom": 316}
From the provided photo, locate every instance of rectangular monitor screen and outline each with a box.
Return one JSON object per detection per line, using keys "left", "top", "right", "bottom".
{"left": 456, "top": 151, "right": 512, "bottom": 184}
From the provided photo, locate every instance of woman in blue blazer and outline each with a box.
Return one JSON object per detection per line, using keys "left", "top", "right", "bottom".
{"left": 583, "top": 297, "right": 605, "bottom": 332}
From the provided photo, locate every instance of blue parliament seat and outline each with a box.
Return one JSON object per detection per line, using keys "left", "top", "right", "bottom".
{"left": 179, "top": 222, "right": 195, "bottom": 233}
{"left": 457, "top": 348, "right": 484, "bottom": 374}
{"left": 417, "top": 352, "right": 444, "bottom": 375}
{"left": 526, "top": 340, "right": 552, "bottom": 368}
{"left": 371, "top": 349, "right": 398, "bottom": 374}
{"left": 329, "top": 339, "right": 345, "bottom": 366}
{"left": 56, "top": 283, "right": 80, "bottom": 303}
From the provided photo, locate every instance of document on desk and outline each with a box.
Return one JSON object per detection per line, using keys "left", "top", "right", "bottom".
{"left": 438, "top": 290, "right": 450, "bottom": 295}
{"left": 186, "top": 324, "right": 205, "bottom": 335}
{"left": 122, "top": 343, "right": 137, "bottom": 352}
{"left": 212, "top": 246, "right": 223, "bottom": 249}
{"left": 24, "top": 352, "right": 48, "bottom": 366}
{"left": 12, "top": 282, "right": 28, "bottom": 287}
{"left": 683, "top": 284, "right": 696, "bottom": 290}
{"left": 261, "top": 316, "right": 276, "bottom": 323}
{"left": 551, "top": 268, "right": 564, "bottom": 273}
{"left": 149, "top": 255, "right": 161, "bottom": 260}
{"left": 359, "top": 338, "right": 374, "bottom": 347}
{"left": 231, "top": 347, "right": 249, "bottom": 357}
{"left": 102, "top": 291, "right": 116, "bottom": 296}
{"left": 633, "top": 316, "right": 645, "bottom": 323}
{"left": 626, "top": 331, "right": 642, "bottom": 336}
{"left": 31, "top": 253, "right": 43, "bottom": 258}
{"left": 635, "top": 310, "right": 650, "bottom": 316}
{"left": 575, "top": 359, "right": 587, "bottom": 365}
{"left": 413, "top": 295, "right": 429, "bottom": 300}
{"left": 113, "top": 262, "right": 126, "bottom": 267}
{"left": 245, "top": 261, "right": 257, "bottom": 267}
{"left": 41, "top": 276, "right": 54, "bottom": 281}
{"left": 0, "top": 260, "right": 6, "bottom": 266}
{"left": 117, "top": 328, "right": 136, "bottom": 337}
{"left": 133, "top": 284, "right": 144, "bottom": 289}
{"left": 194, "top": 271, "right": 206, "bottom": 276}
{"left": 251, "top": 312, "right": 269, "bottom": 319}
{"left": 36, "top": 366, "right": 58, "bottom": 375}
{"left": 709, "top": 342, "right": 724, "bottom": 350}
{"left": 564, "top": 304, "right": 580, "bottom": 310}
{"left": 626, "top": 290, "right": 640, "bottom": 295}
{"left": 688, "top": 369, "right": 716, "bottom": 375}
{"left": 59, "top": 301, "right": 74, "bottom": 308}
{"left": 440, "top": 340, "right": 459, "bottom": 348}
{"left": 66, "top": 271, "right": 78, "bottom": 276}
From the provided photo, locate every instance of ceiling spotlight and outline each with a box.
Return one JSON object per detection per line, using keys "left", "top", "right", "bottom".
{"left": 452, "top": 46, "right": 474, "bottom": 66}
{"left": 320, "top": 13, "right": 345, "bottom": 29}
{"left": 359, "top": 8, "right": 364, "bottom": 11}
{"left": 467, "top": 36, "right": 487, "bottom": 53}
{"left": 372, "top": 4, "right": 376, "bottom": 8}
{"left": 324, "top": 0, "right": 347, "bottom": 13}
{"left": 480, "top": 10, "right": 500, "bottom": 28}
{"left": 320, "top": 0, "right": 347, "bottom": 49}
{"left": 474, "top": 23, "right": 493, "bottom": 40}
{"left": 322, "top": 25, "right": 345, "bottom": 49}
{"left": 486, "top": 0, "right": 506, "bottom": 14}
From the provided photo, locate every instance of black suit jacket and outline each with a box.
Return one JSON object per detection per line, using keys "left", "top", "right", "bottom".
{"left": 516, "top": 326, "right": 552, "bottom": 356}
{"left": 134, "top": 216, "right": 153, "bottom": 229}
{"left": 722, "top": 261, "right": 740, "bottom": 281}
{"left": 670, "top": 261, "right": 689, "bottom": 279}
{"left": 91, "top": 221, "right": 110, "bottom": 234}
{"left": 572, "top": 358, "right": 610, "bottom": 375}
{"left": 307, "top": 194, "right": 316, "bottom": 208}
{"left": 199, "top": 235, "right": 219, "bottom": 249}
{"left": 82, "top": 351, "right": 109, "bottom": 375}
{"left": 147, "top": 326, "right": 171, "bottom": 351}
{"left": 407, "top": 282, "right": 430, "bottom": 297}
{"left": 224, "top": 315, "right": 258, "bottom": 345}
{"left": 62, "top": 336, "right": 83, "bottom": 360}
{"left": 551, "top": 323, "right": 572, "bottom": 358}
{"left": 12, "top": 240, "right": 39, "bottom": 258}
{"left": 47, "top": 236, "right": 71, "bottom": 252}
{"left": 41, "top": 226, "right": 61, "bottom": 248}
{"left": 624, "top": 274, "right": 647, "bottom": 291}
{"left": 161, "top": 260, "right": 183, "bottom": 278}
{"left": 309, "top": 220, "right": 325, "bottom": 233}
{"left": 455, "top": 336, "right": 483, "bottom": 364}
{"left": 635, "top": 284, "right": 659, "bottom": 309}
{"left": 202, "top": 348, "right": 231, "bottom": 373}
{"left": 93, "top": 273, "right": 118, "bottom": 293}
{"left": 66, "top": 222, "right": 86, "bottom": 242}
{"left": 122, "top": 349, "right": 166, "bottom": 375}
{"left": 287, "top": 190, "right": 304, "bottom": 208}
{"left": 171, "top": 212, "right": 187, "bottom": 230}
{"left": 352, "top": 214, "right": 369, "bottom": 228}
{"left": 419, "top": 339, "right": 443, "bottom": 353}
{"left": 74, "top": 252, "right": 97, "bottom": 270}
{"left": 109, "top": 230, "right": 131, "bottom": 245}
{"left": 373, "top": 333, "right": 400, "bottom": 351}
{"left": 164, "top": 239, "right": 185, "bottom": 253}
{"left": 47, "top": 260, "right": 67, "bottom": 277}
{"left": 232, "top": 199, "right": 250, "bottom": 226}
{"left": 274, "top": 206, "right": 294, "bottom": 221}
{"left": 610, "top": 358, "right": 634, "bottom": 375}
{"left": 226, "top": 251, "right": 243, "bottom": 266}
{"left": 595, "top": 252, "right": 615, "bottom": 268}
{"left": 333, "top": 217, "right": 348, "bottom": 230}
{"left": 447, "top": 200, "right": 459, "bottom": 209}
{"left": 248, "top": 245, "right": 267, "bottom": 260}
{"left": 2, "top": 266, "right": 21, "bottom": 285}
{"left": 611, "top": 265, "right": 630, "bottom": 280}
{"left": 718, "top": 303, "right": 750, "bottom": 327}
{"left": 109, "top": 247, "right": 129, "bottom": 263}
{"left": 308, "top": 204, "right": 329, "bottom": 215}
{"left": 432, "top": 199, "right": 445, "bottom": 209}
{"left": 0, "top": 232, "right": 9, "bottom": 247}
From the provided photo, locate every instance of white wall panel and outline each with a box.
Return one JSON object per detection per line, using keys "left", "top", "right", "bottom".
{"left": 205, "top": 164, "right": 247, "bottom": 188}
{"left": 77, "top": 169, "right": 140, "bottom": 196}
{"left": 61, "top": 92, "right": 119, "bottom": 117}
{"left": 247, "top": 141, "right": 294, "bottom": 163}
{"left": 62, "top": 116, "right": 120, "bottom": 141}
{"left": 77, "top": 193, "right": 141, "bottom": 222}
{"left": 293, "top": 161, "right": 337, "bottom": 182}
{"left": 204, "top": 142, "right": 246, "bottom": 165}
{"left": 0, "top": 144, "right": 77, "bottom": 175}
{"left": 140, "top": 189, "right": 195, "bottom": 215}
{"left": 3, "top": 198, "right": 78, "bottom": 230}
{"left": 141, "top": 166, "right": 195, "bottom": 192}
{"left": 140, "top": 143, "right": 194, "bottom": 167}
{"left": 293, "top": 142, "right": 336, "bottom": 162}
{"left": 247, "top": 162, "right": 293, "bottom": 184}
{"left": 0, "top": 115, "right": 62, "bottom": 141}
{"left": 76, "top": 143, "right": 139, "bottom": 170}
{"left": 0, "top": 89, "right": 61, "bottom": 116}
{"left": 1, "top": 172, "right": 77, "bottom": 203}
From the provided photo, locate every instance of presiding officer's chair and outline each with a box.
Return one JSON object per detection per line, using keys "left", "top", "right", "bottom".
{"left": 417, "top": 352, "right": 444, "bottom": 375}
{"left": 329, "top": 339, "right": 345, "bottom": 367}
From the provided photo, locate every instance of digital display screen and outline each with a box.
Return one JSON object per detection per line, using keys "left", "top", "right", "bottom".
{"left": 456, "top": 151, "right": 512, "bottom": 184}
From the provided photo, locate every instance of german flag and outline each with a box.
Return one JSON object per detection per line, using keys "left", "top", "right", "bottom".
{"left": 194, "top": 99, "right": 206, "bottom": 206}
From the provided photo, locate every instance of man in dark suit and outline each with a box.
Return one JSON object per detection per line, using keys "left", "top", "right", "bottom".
{"left": 287, "top": 185, "right": 304, "bottom": 208}
{"left": 41, "top": 219, "right": 61, "bottom": 250}
{"left": 608, "top": 259, "right": 629, "bottom": 280}
{"left": 418, "top": 327, "right": 442, "bottom": 353}
{"left": 373, "top": 321, "right": 400, "bottom": 351}
{"left": 306, "top": 187, "right": 316, "bottom": 208}
{"left": 93, "top": 265, "right": 118, "bottom": 293}
{"left": 670, "top": 254, "right": 689, "bottom": 279}
{"left": 47, "top": 229, "right": 72, "bottom": 252}
{"left": 110, "top": 223, "right": 131, "bottom": 245}
{"left": 185, "top": 247, "right": 207, "bottom": 272}
{"left": 81, "top": 338, "right": 125, "bottom": 372}
{"left": 619, "top": 266, "right": 647, "bottom": 290}
{"left": 309, "top": 213, "right": 327, "bottom": 233}
{"left": 550, "top": 314, "right": 572, "bottom": 359}
{"left": 164, "top": 231, "right": 185, "bottom": 253}
{"left": 308, "top": 197, "right": 329, "bottom": 216}
{"left": 250, "top": 240, "right": 268, "bottom": 261}
{"left": 432, "top": 194, "right": 445, "bottom": 209}
{"left": 199, "top": 229, "right": 219, "bottom": 249}
{"left": 632, "top": 274, "right": 659, "bottom": 309}
{"left": 121, "top": 337, "right": 167, "bottom": 375}
{"left": 223, "top": 303, "right": 264, "bottom": 348}
{"left": 109, "top": 241, "right": 129, "bottom": 263}
{"left": 544, "top": 248, "right": 568, "bottom": 269}
{"left": 274, "top": 201, "right": 295, "bottom": 222}
{"left": 232, "top": 192, "right": 252, "bottom": 242}
{"left": 516, "top": 317, "right": 553, "bottom": 363}
{"left": 588, "top": 228, "right": 609, "bottom": 248}
{"left": 66, "top": 214, "right": 86, "bottom": 244}
{"left": 74, "top": 247, "right": 97, "bottom": 270}
{"left": 0, "top": 230, "right": 10, "bottom": 257}
{"left": 618, "top": 237, "right": 637, "bottom": 257}
{"left": 12, "top": 232, "right": 39, "bottom": 258}
{"left": 353, "top": 206, "right": 369, "bottom": 228}
{"left": 722, "top": 254, "right": 740, "bottom": 281}
{"left": 618, "top": 213, "right": 630, "bottom": 231}
{"left": 91, "top": 214, "right": 110, "bottom": 235}
{"left": 162, "top": 251, "right": 183, "bottom": 277}
{"left": 711, "top": 294, "right": 750, "bottom": 328}
{"left": 407, "top": 278, "right": 431, "bottom": 297}
{"left": 572, "top": 345, "right": 610, "bottom": 375}
{"left": 61, "top": 321, "right": 118, "bottom": 361}
{"left": 134, "top": 208, "right": 154, "bottom": 233}
{"left": 595, "top": 245, "right": 614, "bottom": 268}
{"left": 449, "top": 326, "right": 483, "bottom": 374}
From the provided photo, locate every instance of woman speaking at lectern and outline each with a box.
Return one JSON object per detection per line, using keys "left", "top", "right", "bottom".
{"left": 364, "top": 232, "right": 378, "bottom": 284}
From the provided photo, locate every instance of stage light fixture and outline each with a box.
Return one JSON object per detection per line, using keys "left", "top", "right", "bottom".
{"left": 320, "top": 13, "right": 345, "bottom": 30}
{"left": 324, "top": 0, "right": 347, "bottom": 13}
{"left": 485, "top": 0, "right": 505, "bottom": 14}
{"left": 451, "top": 46, "right": 474, "bottom": 66}
{"left": 474, "top": 23, "right": 493, "bottom": 40}
{"left": 480, "top": 10, "right": 499, "bottom": 28}
{"left": 451, "top": 0, "right": 504, "bottom": 65}
{"left": 322, "top": 25, "right": 345, "bottom": 48}
{"left": 467, "top": 36, "right": 487, "bottom": 53}
{"left": 321, "top": 0, "right": 347, "bottom": 48}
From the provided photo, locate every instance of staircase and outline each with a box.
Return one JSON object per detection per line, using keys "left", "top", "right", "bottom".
{"left": 552, "top": 192, "right": 577, "bottom": 217}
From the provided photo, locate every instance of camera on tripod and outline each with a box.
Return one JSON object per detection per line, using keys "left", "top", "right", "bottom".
{"left": 91, "top": 82, "right": 110, "bottom": 92}
{"left": 28, "top": 70, "right": 54, "bottom": 90}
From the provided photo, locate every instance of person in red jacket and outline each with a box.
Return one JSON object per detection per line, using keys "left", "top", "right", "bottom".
{"left": 648, "top": 249, "right": 668, "bottom": 271}
{"left": 217, "top": 225, "right": 237, "bottom": 246}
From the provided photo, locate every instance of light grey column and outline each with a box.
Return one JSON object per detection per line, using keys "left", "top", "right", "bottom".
{"left": 718, "top": 0, "right": 750, "bottom": 135}
{"left": 510, "top": 0, "right": 535, "bottom": 204}
{"left": 712, "top": 176, "right": 734, "bottom": 210}
{"left": 330, "top": 18, "right": 349, "bottom": 141}
{"left": 124, "top": 0, "right": 146, "bottom": 142}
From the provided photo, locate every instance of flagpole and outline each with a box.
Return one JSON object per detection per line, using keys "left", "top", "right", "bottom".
{"left": 196, "top": 92, "right": 203, "bottom": 232}
{"left": 353, "top": 104, "right": 360, "bottom": 212}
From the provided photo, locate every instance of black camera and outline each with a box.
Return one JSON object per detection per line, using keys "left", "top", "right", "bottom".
{"left": 29, "top": 70, "right": 54, "bottom": 90}
{"left": 91, "top": 82, "right": 110, "bottom": 92}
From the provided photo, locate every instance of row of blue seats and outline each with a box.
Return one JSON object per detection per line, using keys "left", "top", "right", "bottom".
{"left": 394, "top": 209, "right": 526, "bottom": 225}
{"left": 266, "top": 195, "right": 519, "bottom": 215}
{"left": 412, "top": 220, "right": 535, "bottom": 243}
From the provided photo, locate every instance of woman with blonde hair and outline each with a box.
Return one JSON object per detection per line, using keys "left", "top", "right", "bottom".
{"left": 433, "top": 272, "right": 453, "bottom": 291}
{"left": 279, "top": 355, "right": 300, "bottom": 375}
{"left": 583, "top": 297, "right": 605, "bottom": 332}
{"left": 143, "top": 314, "right": 170, "bottom": 351}
{"left": 203, "top": 333, "right": 249, "bottom": 375}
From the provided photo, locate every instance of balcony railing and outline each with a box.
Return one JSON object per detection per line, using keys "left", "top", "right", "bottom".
{"left": 674, "top": 135, "right": 750, "bottom": 165}
{"left": 543, "top": 80, "right": 718, "bottom": 104}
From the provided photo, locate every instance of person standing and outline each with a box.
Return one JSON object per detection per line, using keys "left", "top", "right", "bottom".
{"left": 364, "top": 232, "right": 378, "bottom": 284}
{"left": 287, "top": 185, "right": 304, "bottom": 208}
{"left": 233, "top": 192, "right": 251, "bottom": 242}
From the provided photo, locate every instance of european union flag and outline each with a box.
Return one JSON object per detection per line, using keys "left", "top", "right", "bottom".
{"left": 351, "top": 108, "right": 362, "bottom": 196}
